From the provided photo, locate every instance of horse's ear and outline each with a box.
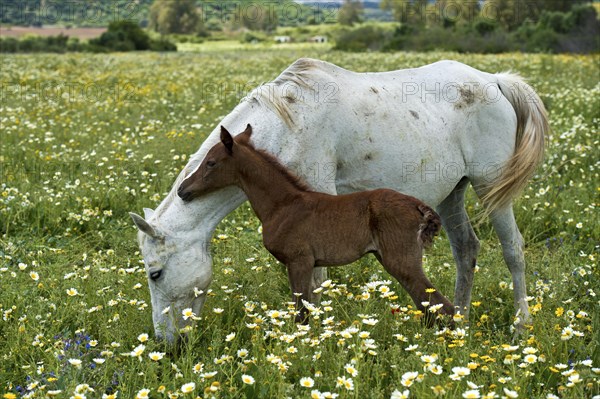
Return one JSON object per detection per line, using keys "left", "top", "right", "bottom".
{"left": 220, "top": 126, "right": 233, "bottom": 154}
{"left": 130, "top": 212, "right": 160, "bottom": 239}
{"left": 143, "top": 208, "right": 155, "bottom": 219}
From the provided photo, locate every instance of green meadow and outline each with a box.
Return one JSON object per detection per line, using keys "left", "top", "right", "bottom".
{"left": 0, "top": 47, "right": 598, "bottom": 398}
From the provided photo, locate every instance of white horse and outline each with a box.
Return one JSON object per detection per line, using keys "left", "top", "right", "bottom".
{"left": 130, "top": 58, "right": 548, "bottom": 343}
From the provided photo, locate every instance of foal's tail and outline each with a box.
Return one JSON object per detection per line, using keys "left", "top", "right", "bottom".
{"left": 417, "top": 204, "right": 441, "bottom": 248}
{"left": 480, "top": 72, "right": 549, "bottom": 216}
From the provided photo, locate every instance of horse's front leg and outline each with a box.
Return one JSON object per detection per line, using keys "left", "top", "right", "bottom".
{"left": 286, "top": 257, "right": 316, "bottom": 324}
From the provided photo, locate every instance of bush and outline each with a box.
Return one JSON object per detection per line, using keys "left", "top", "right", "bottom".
{"left": 0, "top": 34, "right": 84, "bottom": 54}
{"left": 89, "top": 20, "right": 176, "bottom": 53}
{"left": 241, "top": 31, "right": 268, "bottom": 43}
{"left": 0, "top": 37, "right": 19, "bottom": 53}
{"left": 334, "top": 25, "right": 391, "bottom": 52}
{"left": 90, "top": 20, "right": 151, "bottom": 51}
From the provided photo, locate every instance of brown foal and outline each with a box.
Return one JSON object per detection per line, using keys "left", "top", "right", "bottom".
{"left": 178, "top": 124, "right": 454, "bottom": 324}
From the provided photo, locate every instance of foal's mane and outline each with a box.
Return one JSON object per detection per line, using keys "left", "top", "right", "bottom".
{"left": 243, "top": 141, "right": 312, "bottom": 193}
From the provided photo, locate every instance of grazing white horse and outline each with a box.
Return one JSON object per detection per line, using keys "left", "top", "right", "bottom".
{"left": 130, "top": 58, "right": 548, "bottom": 343}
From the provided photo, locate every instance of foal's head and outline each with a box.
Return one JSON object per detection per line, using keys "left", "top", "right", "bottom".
{"left": 178, "top": 124, "right": 252, "bottom": 202}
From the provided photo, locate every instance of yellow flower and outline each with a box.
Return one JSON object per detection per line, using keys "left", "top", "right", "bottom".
{"left": 3, "top": 394, "right": 17, "bottom": 399}
{"left": 555, "top": 307, "right": 564, "bottom": 317}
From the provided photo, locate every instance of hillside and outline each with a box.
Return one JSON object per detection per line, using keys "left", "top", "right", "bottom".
{"left": 0, "top": 0, "right": 322, "bottom": 27}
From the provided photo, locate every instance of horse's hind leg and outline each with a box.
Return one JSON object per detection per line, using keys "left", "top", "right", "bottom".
{"left": 488, "top": 205, "right": 531, "bottom": 331}
{"left": 437, "top": 177, "right": 480, "bottom": 319}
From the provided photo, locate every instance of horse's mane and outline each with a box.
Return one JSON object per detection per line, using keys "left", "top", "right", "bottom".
{"left": 247, "top": 143, "right": 313, "bottom": 193}
{"left": 246, "top": 58, "right": 332, "bottom": 128}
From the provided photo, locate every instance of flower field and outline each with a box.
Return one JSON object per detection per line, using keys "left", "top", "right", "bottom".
{"left": 0, "top": 48, "right": 598, "bottom": 398}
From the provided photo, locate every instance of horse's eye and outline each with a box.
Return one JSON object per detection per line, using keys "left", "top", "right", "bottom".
{"left": 149, "top": 270, "right": 162, "bottom": 281}
{"left": 206, "top": 160, "right": 216, "bottom": 168}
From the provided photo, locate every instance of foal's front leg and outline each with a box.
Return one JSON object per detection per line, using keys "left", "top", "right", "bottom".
{"left": 286, "top": 258, "right": 315, "bottom": 324}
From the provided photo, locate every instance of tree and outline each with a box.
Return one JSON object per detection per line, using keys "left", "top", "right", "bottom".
{"left": 481, "top": 0, "right": 585, "bottom": 30}
{"left": 382, "top": 0, "right": 428, "bottom": 26}
{"left": 149, "top": 0, "right": 202, "bottom": 35}
{"left": 241, "top": 3, "right": 278, "bottom": 32}
{"left": 338, "top": 0, "right": 364, "bottom": 26}
{"left": 434, "top": 0, "right": 480, "bottom": 25}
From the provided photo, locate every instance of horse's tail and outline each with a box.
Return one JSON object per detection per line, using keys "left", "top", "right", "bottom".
{"left": 480, "top": 73, "right": 549, "bottom": 215}
{"left": 417, "top": 204, "right": 441, "bottom": 248}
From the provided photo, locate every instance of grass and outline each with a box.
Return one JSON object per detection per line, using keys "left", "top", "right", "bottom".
{"left": 0, "top": 48, "right": 598, "bottom": 398}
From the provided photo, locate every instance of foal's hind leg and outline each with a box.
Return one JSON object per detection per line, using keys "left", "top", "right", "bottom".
{"left": 489, "top": 205, "right": 531, "bottom": 331}
{"left": 437, "top": 177, "right": 480, "bottom": 320}
{"left": 377, "top": 248, "right": 454, "bottom": 325}
{"left": 286, "top": 258, "right": 316, "bottom": 324}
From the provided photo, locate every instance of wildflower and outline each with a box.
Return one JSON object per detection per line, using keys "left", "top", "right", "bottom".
{"left": 182, "top": 308, "right": 195, "bottom": 320}
{"left": 181, "top": 382, "right": 195, "bottom": 394}
{"left": 148, "top": 351, "right": 164, "bottom": 361}
{"left": 431, "top": 385, "right": 446, "bottom": 396}
{"left": 130, "top": 344, "right": 145, "bottom": 359}
{"left": 524, "top": 354, "right": 537, "bottom": 364}
{"left": 300, "top": 377, "right": 315, "bottom": 388}
{"left": 137, "top": 333, "right": 149, "bottom": 343}
{"left": 225, "top": 332, "right": 236, "bottom": 342}
{"left": 420, "top": 354, "right": 438, "bottom": 363}
{"left": 401, "top": 371, "right": 419, "bottom": 387}
{"left": 242, "top": 374, "right": 255, "bottom": 385}
{"left": 502, "top": 345, "right": 519, "bottom": 352}
{"left": 136, "top": 389, "right": 150, "bottom": 399}
{"left": 561, "top": 326, "right": 574, "bottom": 340}
{"left": 555, "top": 307, "right": 564, "bottom": 317}
{"left": 391, "top": 389, "right": 410, "bottom": 399}
{"left": 66, "top": 288, "right": 78, "bottom": 296}
{"left": 68, "top": 358, "right": 82, "bottom": 368}
{"left": 336, "top": 376, "right": 354, "bottom": 390}
{"left": 345, "top": 363, "right": 359, "bottom": 377}
{"left": 29, "top": 271, "right": 39, "bottom": 281}
{"left": 75, "top": 385, "right": 94, "bottom": 394}
{"left": 503, "top": 388, "right": 518, "bottom": 398}
{"left": 427, "top": 364, "right": 443, "bottom": 375}
{"left": 463, "top": 390, "right": 480, "bottom": 398}
{"left": 237, "top": 349, "right": 248, "bottom": 358}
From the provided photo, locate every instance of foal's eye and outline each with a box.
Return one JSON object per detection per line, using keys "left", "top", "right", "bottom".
{"left": 149, "top": 270, "right": 162, "bottom": 281}
{"left": 206, "top": 160, "right": 216, "bottom": 168}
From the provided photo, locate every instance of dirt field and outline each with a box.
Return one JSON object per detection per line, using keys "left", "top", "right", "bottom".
{"left": 0, "top": 26, "right": 106, "bottom": 39}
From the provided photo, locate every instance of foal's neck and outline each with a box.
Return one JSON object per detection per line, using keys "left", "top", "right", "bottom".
{"left": 235, "top": 147, "right": 307, "bottom": 223}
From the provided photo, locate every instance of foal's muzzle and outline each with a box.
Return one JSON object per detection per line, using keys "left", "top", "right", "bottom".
{"left": 177, "top": 186, "right": 193, "bottom": 202}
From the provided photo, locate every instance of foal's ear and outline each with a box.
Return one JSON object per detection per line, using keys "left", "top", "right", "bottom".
{"left": 243, "top": 124, "right": 253, "bottom": 137}
{"left": 220, "top": 126, "right": 233, "bottom": 154}
{"left": 237, "top": 123, "right": 253, "bottom": 145}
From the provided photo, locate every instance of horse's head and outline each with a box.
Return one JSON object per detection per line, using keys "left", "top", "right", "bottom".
{"left": 177, "top": 124, "right": 252, "bottom": 202}
{"left": 129, "top": 208, "right": 212, "bottom": 344}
